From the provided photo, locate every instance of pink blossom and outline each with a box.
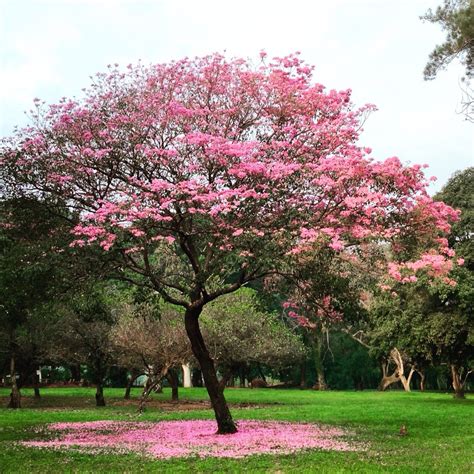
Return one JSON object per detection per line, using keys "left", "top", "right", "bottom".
{"left": 329, "top": 238, "right": 344, "bottom": 251}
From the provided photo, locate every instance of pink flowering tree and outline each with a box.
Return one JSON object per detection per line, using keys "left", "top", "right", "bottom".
{"left": 1, "top": 53, "right": 458, "bottom": 433}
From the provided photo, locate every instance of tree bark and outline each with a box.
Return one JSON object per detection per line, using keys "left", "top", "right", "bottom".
{"left": 191, "top": 368, "right": 203, "bottom": 387}
{"left": 70, "top": 364, "right": 81, "bottom": 384}
{"left": 167, "top": 369, "right": 179, "bottom": 402}
{"left": 33, "top": 368, "right": 41, "bottom": 399}
{"left": 95, "top": 383, "right": 106, "bottom": 406}
{"left": 416, "top": 368, "right": 425, "bottom": 391}
{"left": 182, "top": 363, "right": 192, "bottom": 388}
{"left": 451, "top": 365, "right": 465, "bottom": 399}
{"left": 138, "top": 368, "right": 166, "bottom": 412}
{"left": 379, "top": 348, "right": 413, "bottom": 392}
{"left": 239, "top": 366, "right": 246, "bottom": 388}
{"left": 378, "top": 360, "right": 400, "bottom": 391}
{"left": 313, "top": 332, "right": 327, "bottom": 390}
{"left": 185, "top": 306, "right": 237, "bottom": 434}
{"left": 400, "top": 366, "right": 414, "bottom": 392}
{"left": 124, "top": 370, "right": 139, "bottom": 400}
{"left": 379, "top": 373, "right": 400, "bottom": 391}
{"left": 7, "top": 355, "right": 21, "bottom": 409}
{"left": 300, "top": 362, "right": 306, "bottom": 389}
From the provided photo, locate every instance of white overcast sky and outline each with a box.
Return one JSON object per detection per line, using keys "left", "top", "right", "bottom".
{"left": 1, "top": 0, "right": 473, "bottom": 191}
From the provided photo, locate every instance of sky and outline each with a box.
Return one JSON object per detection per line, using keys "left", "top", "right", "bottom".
{"left": 1, "top": 0, "right": 472, "bottom": 192}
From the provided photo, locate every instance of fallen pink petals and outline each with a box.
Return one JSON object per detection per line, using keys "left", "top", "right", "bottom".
{"left": 21, "top": 420, "right": 361, "bottom": 459}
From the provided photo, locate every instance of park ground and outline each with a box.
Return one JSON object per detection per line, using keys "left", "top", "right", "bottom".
{"left": 0, "top": 387, "right": 472, "bottom": 473}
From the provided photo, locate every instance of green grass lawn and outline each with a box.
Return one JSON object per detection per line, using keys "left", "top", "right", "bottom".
{"left": 0, "top": 387, "right": 472, "bottom": 473}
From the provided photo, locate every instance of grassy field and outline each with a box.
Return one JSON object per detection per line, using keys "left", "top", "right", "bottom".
{"left": 0, "top": 386, "right": 472, "bottom": 473}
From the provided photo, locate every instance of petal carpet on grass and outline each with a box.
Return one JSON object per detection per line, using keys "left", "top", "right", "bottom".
{"left": 22, "top": 420, "right": 360, "bottom": 459}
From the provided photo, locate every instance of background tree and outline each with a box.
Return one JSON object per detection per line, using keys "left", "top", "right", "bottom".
{"left": 322, "top": 332, "right": 380, "bottom": 390}
{"left": 112, "top": 302, "right": 191, "bottom": 406}
{"left": 367, "top": 289, "right": 431, "bottom": 392}
{"left": 367, "top": 270, "right": 473, "bottom": 396}
{"left": 434, "top": 167, "right": 474, "bottom": 397}
{"left": 421, "top": 0, "right": 474, "bottom": 120}
{"left": 434, "top": 167, "right": 473, "bottom": 268}
{"left": 201, "top": 288, "right": 307, "bottom": 388}
{"left": 1, "top": 53, "right": 458, "bottom": 432}
{"left": 49, "top": 285, "right": 119, "bottom": 406}
{"left": 273, "top": 245, "right": 375, "bottom": 391}
{"left": 366, "top": 168, "right": 473, "bottom": 396}
{"left": 0, "top": 198, "right": 71, "bottom": 408}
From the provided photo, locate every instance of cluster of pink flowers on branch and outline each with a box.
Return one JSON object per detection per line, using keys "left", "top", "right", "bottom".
{"left": 22, "top": 420, "right": 359, "bottom": 459}
{"left": 284, "top": 295, "right": 343, "bottom": 328}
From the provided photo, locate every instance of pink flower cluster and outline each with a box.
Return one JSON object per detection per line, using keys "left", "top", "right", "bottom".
{"left": 386, "top": 250, "right": 461, "bottom": 287}
{"left": 284, "top": 295, "right": 342, "bottom": 328}
{"left": 22, "top": 420, "right": 359, "bottom": 459}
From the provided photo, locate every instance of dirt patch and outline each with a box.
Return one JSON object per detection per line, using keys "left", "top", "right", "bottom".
{"left": 114, "top": 399, "right": 211, "bottom": 411}
{"left": 0, "top": 396, "right": 278, "bottom": 411}
{"left": 112, "top": 399, "right": 278, "bottom": 411}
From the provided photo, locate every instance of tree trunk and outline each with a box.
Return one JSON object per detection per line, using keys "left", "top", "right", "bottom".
{"left": 70, "top": 364, "right": 81, "bottom": 384}
{"left": 33, "top": 369, "right": 41, "bottom": 399}
{"left": 185, "top": 306, "right": 237, "bottom": 434}
{"left": 313, "top": 332, "right": 327, "bottom": 390}
{"left": 451, "top": 365, "right": 465, "bottom": 399}
{"left": 378, "top": 360, "right": 400, "bottom": 391}
{"left": 7, "top": 356, "right": 21, "bottom": 409}
{"left": 182, "top": 364, "right": 192, "bottom": 388}
{"left": 239, "top": 366, "right": 246, "bottom": 388}
{"left": 300, "top": 362, "right": 306, "bottom": 389}
{"left": 167, "top": 369, "right": 179, "bottom": 402}
{"left": 416, "top": 369, "right": 425, "bottom": 391}
{"left": 379, "top": 373, "right": 400, "bottom": 391}
{"left": 400, "top": 366, "right": 415, "bottom": 392}
{"left": 257, "top": 364, "right": 267, "bottom": 383}
{"left": 379, "top": 348, "right": 413, "bottom": 392}
{"left": 138, "top": 369, "right": 166, "bottom": 412}
{"left": 191, "top": 368, "right": 203, "bottom": 387}
{"left": 124, "top": 370, "right": 139, "bottom": 400}
{"left": 95, "top": 383, "right": 106, "bottom": 406}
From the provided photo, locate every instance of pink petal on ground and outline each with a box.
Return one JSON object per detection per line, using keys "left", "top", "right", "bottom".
{"left": 22, "top": 420, "right": 362, "bottom": 459}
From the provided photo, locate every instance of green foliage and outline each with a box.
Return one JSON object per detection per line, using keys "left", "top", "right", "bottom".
{"left": 0, "top": 198, "right": 70, "bottom": 327}
{"left": 47, "top": 284, "right": 121, "bottom": 386}
{"left": 201, "top": 288, "right": 308, "bottom": 370}
{"left": 0, "top": 198, "right": 74, "bottom": 381}
{"left": 435, "top": 167, "right": 474, "bottom": 269}
{"left": 323, "top": 333, "right": 380, "bottom": 390}
{"left": 369, "top": 276, "right": 473, "bottom": 369}
{"left": 421, "top": 0, "right": 474, "bottom": 81}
